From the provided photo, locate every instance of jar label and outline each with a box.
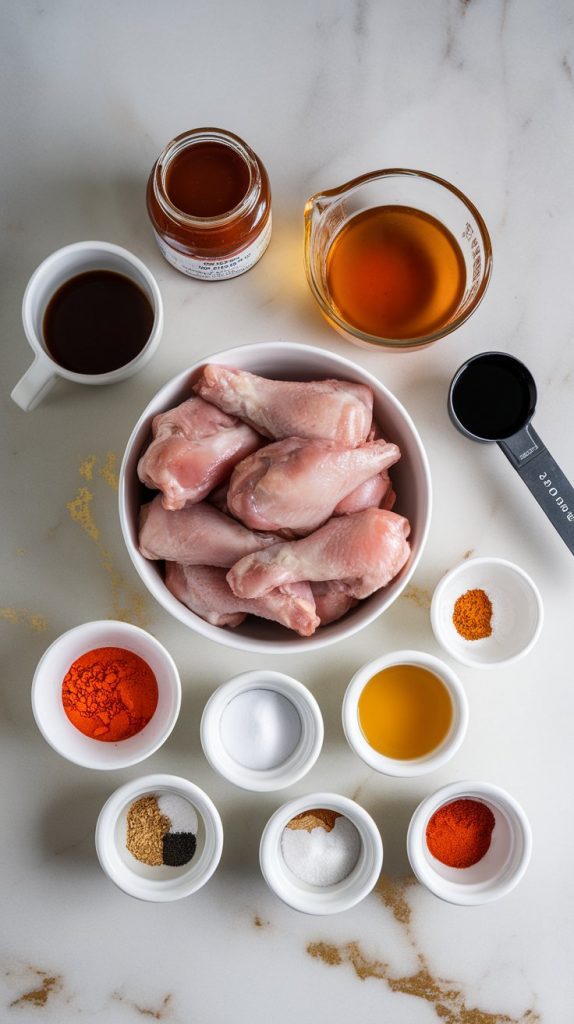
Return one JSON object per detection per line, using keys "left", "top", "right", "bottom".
{"left": 153, "top": 216, "right": 272, "bottom": 280}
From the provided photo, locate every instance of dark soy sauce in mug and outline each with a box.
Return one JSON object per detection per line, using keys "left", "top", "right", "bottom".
{"left": 43, "top": 270, "right": 154, "bottom": 375}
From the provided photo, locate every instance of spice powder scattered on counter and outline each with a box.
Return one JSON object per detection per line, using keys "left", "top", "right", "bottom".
{"left": 61, "top": 646, "right": 158, "bottom": 741}
{"left": 126, "top": 793, "right": 198, "bottom": 867}
{"left": 452, "top": 588, "right": 493, "bottom": 641}
{"left": 426, "top": 798, "right": 495, "bottom": 868}
{"left": 281, "top": 808, "right": 361, "bottom": 886}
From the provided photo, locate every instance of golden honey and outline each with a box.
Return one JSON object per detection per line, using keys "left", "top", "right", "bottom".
{"left": 358, "top": 663, "right": 453, "bottom": 760}
{"left": 326, "top": 205, "right": 466, "bottom": 340}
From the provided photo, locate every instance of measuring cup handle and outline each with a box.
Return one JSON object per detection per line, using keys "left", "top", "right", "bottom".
{"left": 498, "top": 425, "right": 574, "bottom": 554}
{"left": 11, "top": 355, "right": 58, "bottom": 411}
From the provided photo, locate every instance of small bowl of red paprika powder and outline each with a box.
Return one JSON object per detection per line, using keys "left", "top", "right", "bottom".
{"left": 32, "top": 620, "right": 181, "bottom": 769}
{"left": 407, "top": 780, "right": 532, "bottom": 905}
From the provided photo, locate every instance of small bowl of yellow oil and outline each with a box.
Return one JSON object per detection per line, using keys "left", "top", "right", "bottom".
{"left": 342, "top": 650, "right": 468, "bottom": 777}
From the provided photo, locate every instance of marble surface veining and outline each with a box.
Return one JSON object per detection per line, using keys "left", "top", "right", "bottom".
{"left": 1, "top": 1, "right": 573, "bottom": 1021}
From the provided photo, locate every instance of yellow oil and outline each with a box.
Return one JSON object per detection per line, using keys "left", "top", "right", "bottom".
{"left": 358, "top": 664, "right": 453, "bottom": 760}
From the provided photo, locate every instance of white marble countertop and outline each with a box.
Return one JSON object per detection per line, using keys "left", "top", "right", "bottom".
{"left": 2, "top": 1, "right": 573, "bottom": 1021}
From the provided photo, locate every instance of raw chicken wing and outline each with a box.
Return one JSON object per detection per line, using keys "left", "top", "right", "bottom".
{"left": 334, "top": 472, "right": 387, "bottom": 515}
{"left": 227, "top": 437, "right": 400, "bottom": 535}
{"left": 138, "top": 496, "right": 278, "bottom": 566}
{"left": 194, "top": 365, "right": 373, "bottom": 446}
{"left": 165, "top": 563, "right": 319, "bottom": 636}
{"left": 138, "top": 396, "right": 261, "bottom": 511}
{"left": 311, "top": 582, "right": 358, "bottom": 626}
{"left": 334, "top": 468, "right": 396, "bottom": 514}
{"left": 227, "top": 508, "right": 411, "bottom": 601}
{"left": 334, "top": 418, "right": 396, "bottom": 515}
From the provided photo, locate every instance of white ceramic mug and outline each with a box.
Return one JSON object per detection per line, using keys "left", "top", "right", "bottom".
{"left": 11, "top": 240, "right": 163, "bottom": 411}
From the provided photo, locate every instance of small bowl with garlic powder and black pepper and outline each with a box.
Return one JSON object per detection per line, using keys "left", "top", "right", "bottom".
{"left": 430, "top": 556, "right": 543, "bottom": 669}
{"left": 95, "top": 774, "right": 223, "bottom": 901}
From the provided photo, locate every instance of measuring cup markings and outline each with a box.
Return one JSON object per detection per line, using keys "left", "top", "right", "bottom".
{"left": 459, "top": 224, "right": 482, "bottom": 302}
{"left": 538, "top": 472, "right": 574, "bottom": 518}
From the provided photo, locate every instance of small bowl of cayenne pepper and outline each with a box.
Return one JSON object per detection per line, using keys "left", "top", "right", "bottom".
{"left": 32, "top": 620, "right": 181, "bottom": 769}
{"left": 430, "top": 556, "right": 543, "bottom": 669}
{"left": 407, "top": 780, "right": 532, "bottom": 905}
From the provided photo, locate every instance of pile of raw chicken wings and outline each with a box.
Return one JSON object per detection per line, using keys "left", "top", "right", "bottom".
{"left": 137, "top": 365, "right": 411, "bottom": 637}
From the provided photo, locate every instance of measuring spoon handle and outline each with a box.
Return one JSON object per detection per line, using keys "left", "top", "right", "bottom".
{"left": 498, "top": 424, "right": 574, "bottom": 555}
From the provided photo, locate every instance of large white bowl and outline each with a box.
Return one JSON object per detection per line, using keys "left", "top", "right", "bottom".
{"left": 119, "top": 342, "right": 432, "bottom": 653}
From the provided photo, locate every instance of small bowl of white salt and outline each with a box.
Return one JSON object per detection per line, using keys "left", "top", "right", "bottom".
{"left": 259, "top": 792, "right": 383, "bottom": 914}
{"left": 200, "top": 670, "right": 324, "bottom": 791}
{"left": 430, "top": 556, "right": 543, "bottom": 669}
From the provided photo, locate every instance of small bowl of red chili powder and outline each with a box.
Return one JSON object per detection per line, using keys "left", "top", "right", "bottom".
{"left": 407, "top": 780, "right": 532, "bottom": 905}
{"left": 430, "top": 556, "right": 543, "bottom": 668}
{"left": 32, "top": 620, "right": 181, "bottom": 769}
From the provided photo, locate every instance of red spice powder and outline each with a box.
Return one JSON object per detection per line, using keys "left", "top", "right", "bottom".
{"left": 426, "top": 798, "right": 496, "bottom": 869}
{"left": 61, "top": 646, "right": 158, "bottom": 742}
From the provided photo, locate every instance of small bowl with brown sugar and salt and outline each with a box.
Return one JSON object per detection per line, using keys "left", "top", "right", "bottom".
{"left": 259, "top": 792, "right": 383, "bottom": 914}
{"left": 430, "top": 556, "right": 543, "bottom": 669}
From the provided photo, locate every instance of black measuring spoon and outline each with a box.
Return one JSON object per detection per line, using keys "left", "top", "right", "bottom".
{"left": 448, "top": 351, "right": 574, "bottom": 555}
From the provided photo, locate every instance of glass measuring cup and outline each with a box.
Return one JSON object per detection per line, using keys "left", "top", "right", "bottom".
{"left": 449, "top": 351, "right": 574, "bottom": 555}
{"left": 304, "top": 169, "right": 492, "bottom": 352}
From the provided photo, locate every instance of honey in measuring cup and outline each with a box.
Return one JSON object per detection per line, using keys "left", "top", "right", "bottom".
{"left": 304, "top": 170, "right": 492, "bottom": 350}
{"left": 327, "top": 206, "right": 465, "bottom": 340}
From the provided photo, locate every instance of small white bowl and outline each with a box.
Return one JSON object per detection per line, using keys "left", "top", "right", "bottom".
{"left": 407, "top": 780, "right": 532, "bottom": 905}
{"left": 430, "top": 556, "right": 543, "bottom": 669}
{"left": 260, "top": 792, "right": 383, "bottom": 915}
{"left": 31, "top": 620, "right": 181, "bottom": 769}
{"left": 200, "top": 670, "right": 324, "bottom": 792}
{"left": 342, "top": 650, "right": 469, "bottom": 778}
{"left": 119, "top": 341, "right": 432, "bottom": 653}
{"left": 95, "top": 774, "right": 223, "bottom": 901}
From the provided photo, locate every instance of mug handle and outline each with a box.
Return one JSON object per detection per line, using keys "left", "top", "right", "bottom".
{"left": 11, "top": 355, "right": 58, "bottom": 411}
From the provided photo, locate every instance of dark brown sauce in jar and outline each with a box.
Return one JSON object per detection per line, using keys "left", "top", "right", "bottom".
{"left": 43, "top": 270, "right": 154, "bottom": 375}
{"left": 147, "top": 127, "right": 272, "bottom": 280}
{"left": 165, "top": 140, "right": 251, "bottom": 218}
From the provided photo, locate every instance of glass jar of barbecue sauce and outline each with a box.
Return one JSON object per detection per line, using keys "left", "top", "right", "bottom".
{"left": 147, "top": 128, "right": 272, "bottom": 280}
